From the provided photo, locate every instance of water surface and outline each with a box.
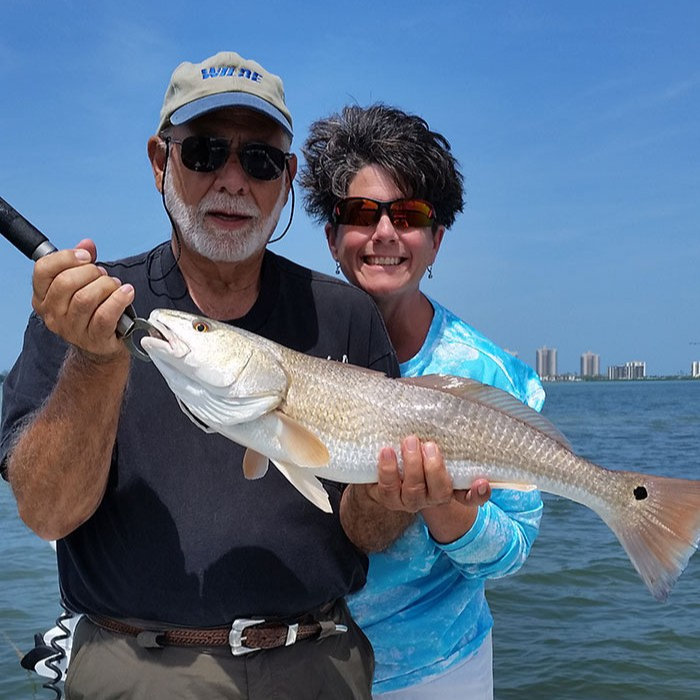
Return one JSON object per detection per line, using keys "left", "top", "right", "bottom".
{"left": 1, "top": 381, "right": 699, "bottom": 698}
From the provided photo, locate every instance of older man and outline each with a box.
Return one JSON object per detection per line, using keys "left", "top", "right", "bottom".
{"left": 0, "top": 51, "right": 450, "bottom": 700}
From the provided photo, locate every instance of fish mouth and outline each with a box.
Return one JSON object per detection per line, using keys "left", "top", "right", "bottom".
{"left": 139, "top": 316, "right": 190, "bottom": 360}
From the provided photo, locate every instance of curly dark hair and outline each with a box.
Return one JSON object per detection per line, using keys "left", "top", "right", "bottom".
{"left": 300, "top": 104, "right": 464, "bottom": 229}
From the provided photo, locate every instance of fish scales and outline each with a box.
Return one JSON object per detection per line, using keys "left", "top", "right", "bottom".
{"left": 279, "top": 346, "right": 601, "bottom": 500}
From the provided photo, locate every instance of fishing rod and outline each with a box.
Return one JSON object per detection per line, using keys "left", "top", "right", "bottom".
{"left": 0, "top": 196, "right": 152, "bottom": 361}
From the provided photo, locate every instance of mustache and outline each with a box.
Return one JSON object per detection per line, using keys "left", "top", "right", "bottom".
{"left": 198, "top": 193, "right": 261, "bottom": 218}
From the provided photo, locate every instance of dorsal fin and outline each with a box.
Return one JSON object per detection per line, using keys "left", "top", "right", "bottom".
{"left": 337, "top": 362, "right": 389, "bottom": 379}
{"left": 398, "top": 375, "right": 571, "bottom": 449}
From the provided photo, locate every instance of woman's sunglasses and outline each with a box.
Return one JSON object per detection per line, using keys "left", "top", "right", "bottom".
{"left": 332, "top": 197, "right": 436, "bottom": 229}
{"left": 167, "top": 136, "right": 291, "bottom": 181}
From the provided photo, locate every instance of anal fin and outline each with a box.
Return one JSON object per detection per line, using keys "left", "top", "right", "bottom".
{"left": 489, "top": 481, "right": 538, "bottom": 491}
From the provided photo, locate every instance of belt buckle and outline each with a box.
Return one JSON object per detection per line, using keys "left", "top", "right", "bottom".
{"left": 229, "top": 618, "right": 265, "bottom": 656}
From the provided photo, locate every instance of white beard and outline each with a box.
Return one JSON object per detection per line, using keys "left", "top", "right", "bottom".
{"left": 164, "top": 169, "right": 288, "bottom": 263}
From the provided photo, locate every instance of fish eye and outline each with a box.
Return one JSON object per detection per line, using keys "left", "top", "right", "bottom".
{"left": 193, "top": 320, "right": 210, "bottom": 333}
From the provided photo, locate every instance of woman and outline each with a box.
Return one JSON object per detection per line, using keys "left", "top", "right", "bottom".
{"left": 301, "top": 105, "right": 545, "bottom": 699}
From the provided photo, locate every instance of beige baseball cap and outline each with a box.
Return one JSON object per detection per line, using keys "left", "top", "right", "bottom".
{"left": 157, "top": 51, "right": 293, "bottom": 138}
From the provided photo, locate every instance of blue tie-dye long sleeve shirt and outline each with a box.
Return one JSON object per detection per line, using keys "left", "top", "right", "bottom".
{"left": 347, "top": 299, "right": 545, "bottom": 694}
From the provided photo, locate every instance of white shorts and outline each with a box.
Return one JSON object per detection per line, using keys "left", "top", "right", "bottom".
{"left": 374, "top": 631, "right": 493, "bottom": 700}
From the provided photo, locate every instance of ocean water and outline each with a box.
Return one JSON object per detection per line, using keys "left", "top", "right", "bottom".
{"left": 490, "top": 380, "right": 700, "bottom": 700}
{"left": 1, "top": 380, "right": 699, "bottom": 699}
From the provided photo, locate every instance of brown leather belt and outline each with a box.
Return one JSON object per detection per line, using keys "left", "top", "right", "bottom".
{"left": 89, "top": 613, "right": 345, "bottom": 656}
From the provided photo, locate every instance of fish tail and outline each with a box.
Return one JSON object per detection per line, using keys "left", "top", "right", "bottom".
{"left": 602, "top": 471, "right": 700, "bottom": 601}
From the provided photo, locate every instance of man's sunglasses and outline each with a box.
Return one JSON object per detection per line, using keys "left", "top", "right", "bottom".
{"left": 167, "top": 136, "right": 291, "bottom": 181}
{"left": 332, "top": 197, "right": 436, "bottom": 229}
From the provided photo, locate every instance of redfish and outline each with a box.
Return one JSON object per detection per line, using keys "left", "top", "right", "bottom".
{"left": 141, "top": 309, "right": 700, "bottom": 601}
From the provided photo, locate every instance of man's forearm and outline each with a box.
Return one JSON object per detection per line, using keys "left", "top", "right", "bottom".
{"left": 340, "top": 483, "right": 415, "bottom": 553}
{"left": 7, "top": 348, "right": 130, "bottom": 540}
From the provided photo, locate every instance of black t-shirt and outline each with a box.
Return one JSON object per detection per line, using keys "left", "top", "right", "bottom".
{"left": 0, "top": 244, "right": 398, "bottom": 626}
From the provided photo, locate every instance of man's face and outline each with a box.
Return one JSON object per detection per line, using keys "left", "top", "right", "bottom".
{"left": 152, "top": 108, "right": 296, "bottom": 263}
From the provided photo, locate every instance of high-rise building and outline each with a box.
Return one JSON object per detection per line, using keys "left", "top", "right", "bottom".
{"left": 692, "top": 361, "right": 700, "bottom": 378}
{"left": 536, "top": 346, "right": 557, "bottom": 379}
{"left": 580, "top": 351, "right": 600, "bottom": 378}
{"left": 608, "top": 361, "right": 646, "bottom": 380}
{"left": 608, "top": 365, "right": 624, "bottom": 380}
{"left": 628, "top": 361, "right": 646, "bottom": 379}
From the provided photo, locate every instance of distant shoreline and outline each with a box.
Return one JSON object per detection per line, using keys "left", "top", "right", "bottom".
{"left": 2, "top": 373, "right": 698, "bottom": 387}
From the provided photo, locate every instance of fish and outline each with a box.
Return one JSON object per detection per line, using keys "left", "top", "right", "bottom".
{"left": 140, "top": 308, "right": 700, "bottom": 601}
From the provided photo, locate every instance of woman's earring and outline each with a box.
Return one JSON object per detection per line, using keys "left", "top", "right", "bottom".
{"left": 427, "top": 265, "right": 434, "bottom": 280}
{"left": 335, "top": 261, "right": 341, "bottom": 275}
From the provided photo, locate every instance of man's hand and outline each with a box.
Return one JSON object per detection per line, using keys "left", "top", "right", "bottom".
{"left": 32, "top": 239, "right": 134, "bottom": 361}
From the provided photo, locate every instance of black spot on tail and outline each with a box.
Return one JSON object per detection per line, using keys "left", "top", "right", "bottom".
{"left": 634, "top": 485, "right": 648, "bottom": 500}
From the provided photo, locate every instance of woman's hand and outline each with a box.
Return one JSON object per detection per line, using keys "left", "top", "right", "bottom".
{"left": 367, "top": 436, "right": 492, "bottom": 542}
{"left": 366, "top": 436, "right": 454, "bottom": 512}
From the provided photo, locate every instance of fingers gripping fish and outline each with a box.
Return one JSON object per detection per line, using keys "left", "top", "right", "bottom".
{"left": 141, "top": 309, "right": 700, "bottom": 601}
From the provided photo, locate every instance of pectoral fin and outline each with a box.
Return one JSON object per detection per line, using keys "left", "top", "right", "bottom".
{"left": 243, "top": 449, "right": 269, "bottom": 480}
{"left": 274, "top": 411, "right": 330, "bottom": 468}
{"left": 271, "top": 459, "right": 332, "bottom": 513}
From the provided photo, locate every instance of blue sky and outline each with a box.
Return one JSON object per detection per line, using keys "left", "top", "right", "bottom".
{"left": 1, "top": 1, "right": 698, "bottom": 375}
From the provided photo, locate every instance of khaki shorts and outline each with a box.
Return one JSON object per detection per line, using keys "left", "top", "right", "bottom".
{"left": 65, "top": 600, "right": 374, "bottom": 700}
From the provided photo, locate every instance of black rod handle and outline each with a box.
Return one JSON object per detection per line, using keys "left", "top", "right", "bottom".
{"left": 0, "top": 196, "right": 57, "bottom": 260}
{"left": 0, "top": 195, "right": 136, "bottom": 336}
